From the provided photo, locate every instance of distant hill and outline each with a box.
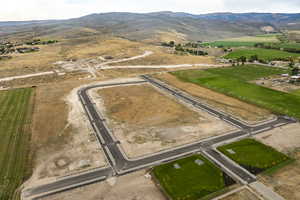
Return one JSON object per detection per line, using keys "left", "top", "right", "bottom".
{"left": 1, "top": 12, "right": 300, "bottom": 42}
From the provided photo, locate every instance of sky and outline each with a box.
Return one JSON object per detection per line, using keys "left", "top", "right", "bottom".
{"left": 1, "top": 0, "right": 300, "bottom": 21}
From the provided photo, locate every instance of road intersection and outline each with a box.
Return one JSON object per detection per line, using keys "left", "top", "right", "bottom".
{"left": 23, "top": 75, "right": 296, "bottom": 200}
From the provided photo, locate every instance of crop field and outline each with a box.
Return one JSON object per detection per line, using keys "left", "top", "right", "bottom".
{"left": 218, "top": 139, "right": 291, "bottom": 174}
{"left": 224, "top": 48, "right": 300, "bottom": 62}
{"left": 202, "top": 41, "right": 258, "bottom": 47}
{"left": 203, "top": 35, "right": 280, "bottom": 47}
{"left": 153, "top": 155, "right": 234, "bottom": 200}
{"left": 171, "top": 65, "right": 300, "bottom": 119}
{"left": 0, "top": 88, "right": 34, "bottom": 200}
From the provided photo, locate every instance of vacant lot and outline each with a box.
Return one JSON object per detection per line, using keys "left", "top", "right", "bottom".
{"left": 171, "top": 65, "right": 300, "bottom": 119}
{"left": 153, "top": 154, "right": 234, "bottom": 200}
{"left": 255, "top": 123, "right": 300, "bottom": 154}
{"left": 0, "top": 88, "right": 34, "bottom": 200}
{"left": 260, "top": 150, "right": 300, "bottom": 200}
{"left": 224, "top": 48, "right": 300, "bottom": 62}
{"left": 254, "top": 123, "right": 300, "bottom": 200}
{"left": 218, "top": 139, "right": 291, "bottom": 174}
{"left": 44, "top": 170, "right": 165, "bottom": 200}
{"left": 24, "top": 80, "right": 107, "bottom": 190}
{"left": 95, "top": 84, "right": 234, "bottom": 158}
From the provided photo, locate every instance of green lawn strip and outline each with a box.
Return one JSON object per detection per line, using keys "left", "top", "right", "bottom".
{"left": 171, "top": 66, "right": 300, "bottom": 119}
{"left": 217, "top": 139, "right": 291, "bottom": 171}
{"left": 0, "top": 88, "right": 34, "bottom": 200}
{"left": 153, "top": 155, "right": 226, "bottom": 200}
{"left": 224, "top": 48, "right": 300, "bottom": 62}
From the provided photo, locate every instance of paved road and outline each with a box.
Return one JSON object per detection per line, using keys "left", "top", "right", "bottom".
{"left": 24, "top": 77, "right": 296, "bottom": 199}
{"left": 24, "top": 168, "right": 112, "bottom": 199}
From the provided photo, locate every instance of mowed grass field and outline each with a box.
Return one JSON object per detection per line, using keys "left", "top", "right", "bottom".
{"left": 203, "top": 34, "right": 280, "bottom": 47}
{"left": 171, "top": 65, "right": 300, "bottom": 119}
{"left": 203, "top": 41, "right": 258, "bottom": 47}
{"left": 218, "top": 139, "right": 291, "bottom": 174}
{"left": 153, "top": 155, "right": 231, "bottom": 200}
{"left": 0, "top": 88, "right": 34, "bottom": 200}
{"left": 224, "top": 48, "right": 300, "bottom": 62}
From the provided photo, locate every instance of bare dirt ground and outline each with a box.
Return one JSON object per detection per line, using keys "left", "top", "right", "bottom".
{"left": 43, "top": 170, "right": 165, "bottom": 200}
{"left": 253, "top": 75, "right": 300, "bottom": 93}
{"left": 259, "top": 151, "right": 300, "bottom": 200}
{"left": 92, "top": 83, "right": 234, "bottom": 158}
{"left": 221, "top": 188, "right": 260, "bottom": 200}
{"left": 154, "top": 73, "right": 273, "bottom": 124}
{"left": 23, "top": 79, "right": 107, "bottom": 189}
{"left": 255, "top": 123, "right": 300, "bottom": 200}
{"left": 255, "top": 123, "right": 300, "bottom": 153}
{"left": 109, "top": 46, "right": 215, "bottom": 66}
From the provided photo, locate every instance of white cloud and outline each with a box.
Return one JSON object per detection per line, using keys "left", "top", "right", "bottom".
{"left": 0, "top": 0, "right": 299, "bottom": 21}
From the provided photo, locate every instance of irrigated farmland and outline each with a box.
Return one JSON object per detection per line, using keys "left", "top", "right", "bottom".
{"left": 0, "top": 88, "right": 34, "bottom": 200}
{"left": 171, "top": 65, "right": 300, "bottom": 120}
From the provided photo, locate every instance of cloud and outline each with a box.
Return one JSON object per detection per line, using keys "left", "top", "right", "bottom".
{"left": 0, "top": 0, "right": 299, "bottom": 21}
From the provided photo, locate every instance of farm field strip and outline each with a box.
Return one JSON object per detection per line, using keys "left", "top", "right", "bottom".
{"left": 0, "top": 88, "right": 34, "bottom": 200}
{"left": 171, "top": 65, "right": 300, "bottom": 119}
{"left": 224, "top": 48, "right": 300, "bottom": 62}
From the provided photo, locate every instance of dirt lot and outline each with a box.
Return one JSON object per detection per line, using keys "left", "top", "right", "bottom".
{"left": 255, "top": 123, "right": 300, "bottom": 200}
{"left": 255, "top": 123, "right": 300, "bottom": 153}
{"left": 24, "top": 79, "right": 107, "bottom": 189}
{"left": 93, "top": 83, "right": 234, "bottom": 158}
{"left": 222, "top": 188, "right": 260, "bottom": 200}
{"left": 43, "top": 170, "right": 165, "bottom": 200}
{"left": 109, "top": 46, "right": 215, "bottom": 66}
{"left": 154, "top": 73, "right": 273, "bottom": 124}
{"left": 253, "top": 76, "right": 300, "bottom": 93}
{"left": 259, "top": 151, "right": 300, "bottom": 200}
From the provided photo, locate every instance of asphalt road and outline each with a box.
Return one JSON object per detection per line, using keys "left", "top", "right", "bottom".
{"left": 25, "top": 77, "right": 296, "bottom": 199}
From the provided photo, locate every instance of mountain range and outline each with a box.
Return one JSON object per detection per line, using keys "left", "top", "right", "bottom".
{"left": 1, "top": 12, "right": 300, "bottom": 41}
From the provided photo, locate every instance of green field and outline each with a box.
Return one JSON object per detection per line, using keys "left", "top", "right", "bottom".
{"left": 203, "top": 35, "right": 280, "bottom": 47}
{"left": 171, "top": 65, "right": 300, "bottom": 119}
{"left": 291, "top": 89, "right": 300, "bottom": 96}
{"left": 203, "top": 41, "right": 258, "bottom": 47}
{"left": 218, "top": 139, "right": 291, "bottom": 173}
{"left": 153, "top": 155, "right": 232, "bottom": 200}
{"left": 224, "top": 48, "right": 300, "bottom": 62}
{"left": 0, "top": 88, "right": 34, "bottom": 200}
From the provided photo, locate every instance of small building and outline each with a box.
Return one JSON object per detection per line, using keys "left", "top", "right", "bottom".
{"left": 290, "top": 76, "right": 300, "bottom": 82}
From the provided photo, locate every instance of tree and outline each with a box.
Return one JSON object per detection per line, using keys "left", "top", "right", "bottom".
{"left": 288, "top": 60, "right": 295, "bottom": 68}
{"left": 291, "top": 67, "right": 299, "bottom": 76}
{"left": 249, "top": 55, "right": 258, "bottom": 62}
{"left": 238, "top": 56, "right": 247, "bottom": 65}
{"left": 169, "top": 41, "right": 175, "bottom": 47}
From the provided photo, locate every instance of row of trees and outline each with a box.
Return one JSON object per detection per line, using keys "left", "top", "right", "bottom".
{"left": 161, "top": 41, "right": 208, "bottom": 56}
{"left": 254, "top": 43, "right": 300, "bottom": 54}
{"left": 175, "top": 44, "right": 208, "bottom": 55}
